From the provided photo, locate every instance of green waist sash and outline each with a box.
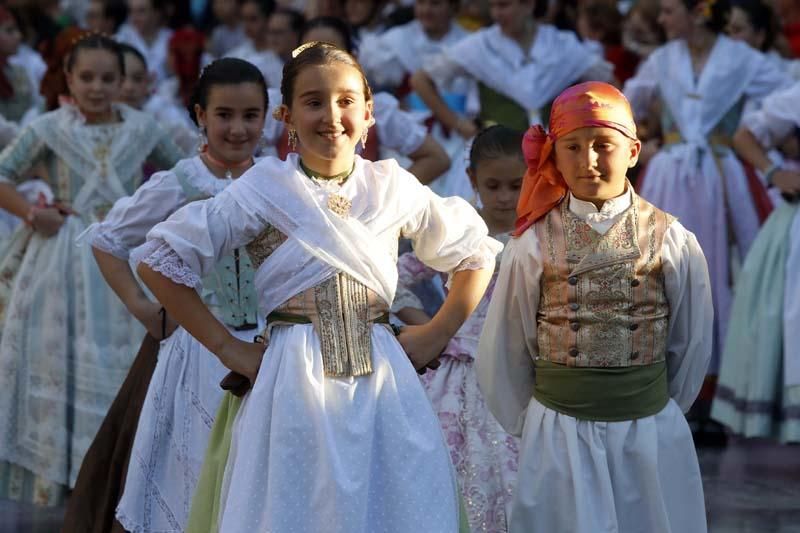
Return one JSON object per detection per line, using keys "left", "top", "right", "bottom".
{"left": 533, "top": 359, "right": 669, "bottom": 421}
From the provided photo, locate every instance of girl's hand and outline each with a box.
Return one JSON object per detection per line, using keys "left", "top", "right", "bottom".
{"left": 772, "top": 169, "right": 800, "bottom": 198}
{"left": 217, "top": 335, "right": 265, "bottom": 385}
{"left": 30, "top": 207, "right": 65, "bottom": 237}
{"left": 396, "top": 324, "right": 449, "bottom": 371}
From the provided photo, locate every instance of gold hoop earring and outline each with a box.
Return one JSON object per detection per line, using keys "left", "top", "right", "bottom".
{"left": 288, "top": 128, "right": 298, "bottom": 150}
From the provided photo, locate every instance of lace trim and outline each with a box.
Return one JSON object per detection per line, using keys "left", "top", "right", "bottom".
{"left": 132, "top": 240, "right": 201, "bottom": 288}
{"left": 446, "top": 239, "right": 500, "bottom": 288}
{"left": 91, "top": 230, "right": 131, "bottom": 260}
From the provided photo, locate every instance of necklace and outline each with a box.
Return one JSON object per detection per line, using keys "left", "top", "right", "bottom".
{"left": 201, "top": 148, "right": 253, "bottom": 179}
{"left": 299, "top": 159, "right": 355, "bottom": 217}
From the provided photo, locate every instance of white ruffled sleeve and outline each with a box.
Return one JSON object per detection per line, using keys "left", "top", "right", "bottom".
{"left": 476, "top": 230, "right": 541, "bottom": 437}
{"left": 134, "top": 178, "right": 267, "bottom": 287}
{"left": 744, "top": 81, "right": 800, "bottom": 149}
{"left": 400, "top": 184, "right": 502, "bottom": 276}
{"left": 90, "top": 171, "right": 186, "bottom": 260}
{"left": 373, "top": 92, "right": 427, "bottom": 156}
{"left": 359, "top": 32, "right": 407, "bottom": 89}
{"left": 661, "top": 221, "right": 714, "bottom": 412}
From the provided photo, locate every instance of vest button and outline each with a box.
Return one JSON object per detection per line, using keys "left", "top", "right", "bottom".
{"left": 629, "top": 323, "right": 639, "bottom": 331}
{"left": 568, "top": 276, "right": 578, "bottom": 285}
{"left": 631, "top": 279, "right": 640, "bottom": 287}
{"left": 570, "top": 322, "right": 581, "bottom": 331}
{"left": 570, "top": 303, "right": 580, "bottom": 311}
{"left": 569, "top": 347, "right": 579, "bottom": 357}
{"left": 631, "top": 351, "right": 640, "bottom": 360}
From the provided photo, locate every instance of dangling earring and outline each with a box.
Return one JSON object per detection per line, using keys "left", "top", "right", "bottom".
{"left": 197, "top": 125, "right": 208, "bottom": 153}
{"left": 288, "top": 128, "right": 298, "bottom": 150}
{"left": 255, "top": 133, "right": 268, "bottom": 155}
{"left": 360, "top": 128, "right": 369, "bottom": 149}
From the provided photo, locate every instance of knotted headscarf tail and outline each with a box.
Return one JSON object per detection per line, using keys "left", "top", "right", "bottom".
{"left": 513, "top": 81, "right": 638, "bottom": 236}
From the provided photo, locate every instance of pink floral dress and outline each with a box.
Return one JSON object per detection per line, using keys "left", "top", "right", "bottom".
{"left": 393, "top": 233, "right": 518, "bottom": 533}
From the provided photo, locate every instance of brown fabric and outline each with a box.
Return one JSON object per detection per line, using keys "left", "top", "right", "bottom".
{"left": 535, "top": 192, "right": 674, "bottom": 367}
{"left": 61, "top": 334, "right": 160, "bottom": 533}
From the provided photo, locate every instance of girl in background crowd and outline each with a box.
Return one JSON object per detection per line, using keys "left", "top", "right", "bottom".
{"left": 624, "top": 0, "right": 791, "bottom": 431}
{"left": 621, "top": 0, "right": 665, "bottom": 61}
{"left": 393, "top": 125, "right": 524, "bottom": 533}
{"left": 116, "top": 0, "right": 173, "bottom": 82}
{"left": 64, "top": 57, "right": 268, "bottom": 533}
{"left": 712, "top": 81, "right": 800, "bottom": 444}
{"left": 359, "top": 0, "right": 478, "bottom": 197}
{"left": 267, "top": 8, "right": 305, "bottom": 62}
{"left": 0, "top": 34, "right": 182, "bottom": 507}
{"left": 412, "top": 0, "right": 611, "bottom": 137}
{"left": 137, "top": 42, "right": 498, "bottom": 533}
{"left": 726, "top": 0, "right": 800, "bottom": 80}
{"left": 0, "top": 7, "right": 40, "bottom": 126}
{"left": 208, "top": 0, "right": 247, "bottom": 58}
{"left": 227, "top": 0, "right": 284, "bottom": 89}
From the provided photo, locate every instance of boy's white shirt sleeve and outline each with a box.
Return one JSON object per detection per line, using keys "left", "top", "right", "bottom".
{"left": 476, "top": 229, "right": 541, "bottom": 437}
{"left": 661, "top": 220, "right": 714, "bottom": 412}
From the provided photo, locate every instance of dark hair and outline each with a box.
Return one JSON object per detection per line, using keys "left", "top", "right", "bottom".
{"left": 301, "top": 16, "right": 354, "bottom": 52}
{"left": 280, "top": 41, "right": 372, "bottom": 107}
{"left": 272, "top": 7, "right": 305, "bottom": 34}
{"left": 100, "top": 0, "right": 128, "bottom": 33}
{"left": 65, "top": 33, "right": 125, "bottom": 75}
{"left": 469, "top": 125, "right": 524, "bottom": 170}
{"left": 729, "top": 0, "right": 776, "bottom": 50}
{"left": 579, "top": 2, "right": 623, "bottom": 45}
{"left": 187, "top": 57, "right": 269, "bottom": 126}
{"left": 117, "top": 42, "right": 147, "bottom": 69}
{"left": 240, "top": 0, "right": 275, "bottom": 18}
{"left": 682, "top": 0, "right": 730, "bottom": 33}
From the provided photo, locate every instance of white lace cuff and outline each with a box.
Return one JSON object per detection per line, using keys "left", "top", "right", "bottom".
{"left": 91, "top": 230, "right": 131, "bottom": 260}
{"left": 131, "top": 240, "right": 202, "bottom": 288}
{"left": 446, "top": 240, "right": 499, "bottom": 288}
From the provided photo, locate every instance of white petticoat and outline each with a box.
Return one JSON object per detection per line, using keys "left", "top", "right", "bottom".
{"left": 510, "top": 398, "right": 707, "bottom": 533}
{"left": 116, "top": 326, "right": 255, "bottom": 532}
{"left": 216, "top": 323, "right": 461, "bottom": 532}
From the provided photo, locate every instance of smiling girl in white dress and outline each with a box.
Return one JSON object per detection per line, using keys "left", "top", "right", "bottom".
{"left": 137, "top": 42, "right": 501, "bottom": 533}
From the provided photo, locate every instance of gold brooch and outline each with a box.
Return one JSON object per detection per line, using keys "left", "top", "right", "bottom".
{"left": 327, "top": 193, "right": 351, "bottom": 217}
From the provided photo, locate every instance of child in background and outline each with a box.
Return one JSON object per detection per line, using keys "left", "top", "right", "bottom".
{"left": 0, "top": 34, "right": 182, "bottom": 506}
{"left": 477, "top": 82, "right": 713, "bottom": 533}
{"left": 712, "top": 81, "right": 800, "bottom": 443}
{"left": 393, "top": 125, "right": 524, "bottom": 533}
{"left": 62, "top": 58, "right": 268, "bottom": 533}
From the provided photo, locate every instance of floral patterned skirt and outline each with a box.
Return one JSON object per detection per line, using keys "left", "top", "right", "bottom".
{"left": 421, "top": 353, "right": 519, "bottom": 533}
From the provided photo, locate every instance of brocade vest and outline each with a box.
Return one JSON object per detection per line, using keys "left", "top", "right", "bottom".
{"left": 535, "top": 193, "right": 675, "bottom": 368}
{"left": 175, "top": 167, "right": 258, "bottom": 329}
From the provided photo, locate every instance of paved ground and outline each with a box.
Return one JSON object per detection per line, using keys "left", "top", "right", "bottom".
{"left": 1, "top": 437, "right": 798, "bottom": 532}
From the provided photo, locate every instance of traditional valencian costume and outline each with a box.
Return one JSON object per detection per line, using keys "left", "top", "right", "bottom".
{"left": 64, "top": 155, "right": 261, "bottom": 532}
{"left": 477, "top": 82, "right": 714, "bottom": 533}
{"left": 624, "top": 35, "right": 791, "bottom": 373}
{"left": 135, "top": 153, "right": 500, "bottom": 532}
{"left": 394, "top": 235, "right": 518, "bottom": 533}
{"left": 0, "top": 103, "right": 181, "bottom": 504}
{"left": 712, "top": 81, "right": 800, "bottom": 443}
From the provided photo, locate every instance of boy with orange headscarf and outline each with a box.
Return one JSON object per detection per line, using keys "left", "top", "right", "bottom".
{"left": 476, "top": 82, "right": 713, "bottom": 532}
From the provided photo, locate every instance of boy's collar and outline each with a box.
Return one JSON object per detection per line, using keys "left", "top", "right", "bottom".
{"left": 568, "top": 187, "right": 632, "bottom": 220}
